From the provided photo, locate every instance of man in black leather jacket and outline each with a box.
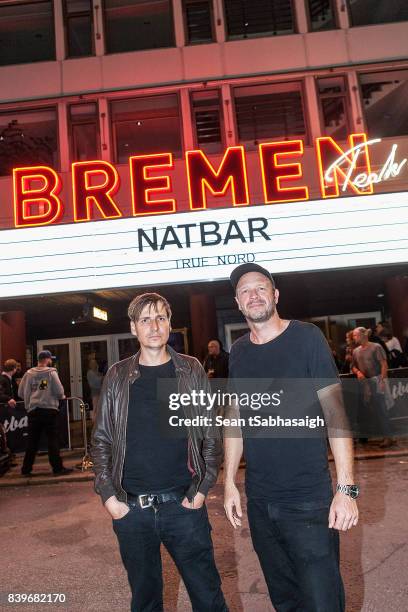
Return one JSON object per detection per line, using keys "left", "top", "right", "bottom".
{"left": 91, "top": 292, "right": 227, "bottom": 612}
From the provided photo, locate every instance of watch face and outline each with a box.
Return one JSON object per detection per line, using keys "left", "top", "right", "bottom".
{"left": 349, "top": 485, "right": 360, "bottom": 499}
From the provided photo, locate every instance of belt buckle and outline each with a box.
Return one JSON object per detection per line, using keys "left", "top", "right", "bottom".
{"left": 139, "top": 494, "right": 153, "bottom": 509}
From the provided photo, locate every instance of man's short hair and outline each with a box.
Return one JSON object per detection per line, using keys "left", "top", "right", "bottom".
{"left": 3, "top": 359, "right": 18, "bottom": 372}
{"left": 128, "top": 293, "right": 172, "bottom": 323}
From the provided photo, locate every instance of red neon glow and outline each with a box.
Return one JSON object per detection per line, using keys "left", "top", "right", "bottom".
{"left": 129, "top": 153, "right": 175, "bottom": 216}
{"left": 316, "top": 133, "right": 373, "bottom": 198}
{"left": 186, "top": 147, "right": 249, "bottom": 210}
{"left": 13, "top": 166, "right": 63, "bottom": 228}
{"left": 72, "top": 161, "right": 122, "bottom": 222}
{"left": 259, "top": 140, "right": 309, "bottom": 204}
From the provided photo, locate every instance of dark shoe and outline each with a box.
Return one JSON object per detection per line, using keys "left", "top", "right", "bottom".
{"left": 53, "top": 467, "right": 74, "bottom": 476}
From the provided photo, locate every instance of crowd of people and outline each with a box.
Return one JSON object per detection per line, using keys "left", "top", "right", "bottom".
{"left": 340, "top": 321, "right": 408, "bottom": 374}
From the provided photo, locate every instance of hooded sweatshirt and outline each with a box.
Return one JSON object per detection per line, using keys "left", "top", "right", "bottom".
{"left": 18, "top": 367, "right": 65, "bottom": 412}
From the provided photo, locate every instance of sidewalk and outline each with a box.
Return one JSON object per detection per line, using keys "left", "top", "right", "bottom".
{"left": 0, "top": 449, "right": 94, "bottom": 488}
{"left": 1, "top": 437, "right": 408, "bottom": 488}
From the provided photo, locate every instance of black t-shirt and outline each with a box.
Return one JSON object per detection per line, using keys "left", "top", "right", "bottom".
{"left": 122, "top": 360, "right": 191, "bottom": 495}
{"left": 228, "top": 320, "right": 339, "bottom": 503}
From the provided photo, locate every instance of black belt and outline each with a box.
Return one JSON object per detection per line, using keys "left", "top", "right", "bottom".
{"left": 127, "top": 489, "right": 185, "bottom": 510}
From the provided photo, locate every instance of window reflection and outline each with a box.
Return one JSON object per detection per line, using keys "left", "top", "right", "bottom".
{"left": 104, "top": 0, "right": 175, "bottom": 53}
{"left": 0, "top": 0, "right": 55, "bottom": 66}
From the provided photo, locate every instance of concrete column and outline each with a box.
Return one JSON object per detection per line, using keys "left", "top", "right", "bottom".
{"left": 386, "top": 276, "right": 408, "bottom": 347}
{"left": 172, "top": 0, "right": 185, "bottom": 47}
{"left": 304, "top": 75, "right": 322, "bottom": 141}
{"left": 92, "top": 0, "right": 105, "bottom": 55}
{"left": 214, "top": 0, "right": 226, "bottom": 43}
{"left": 294, "top": 0, "right": 309, "bottom": 34}
{"left": 190, "top": 293, "right": 218, "bottom": 359}
{"left": 98, "top": 98, "right": 112, "bottom": 161}
{"left": 180, "top": 89, "right": 195, "bottom": 150}
{"left": 347, "top": 71, "right": 365, "bottom": 132}
{"left": 57, "top": 102, "right": 70, "bottom": 172}
{"left": 54, "top": 0, "right": 66, "bottom": 61}
{"left": 221, "top": 84, "right": 236, "bottom": 146}
{"left": 0, "top": 311, "right": 26, "bottom": 369}
{"left": 335, "top": 0, "right": 350, "bottom": 29}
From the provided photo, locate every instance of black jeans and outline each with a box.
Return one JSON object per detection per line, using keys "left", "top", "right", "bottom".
{"left": 22, "top": 408, "right": 63, "bottom": 474}
{"left": 112, "top": 499, "right": 227, "bottom": 612}
{"left": 247, "top": 497, "right": 345, "bottom": 612}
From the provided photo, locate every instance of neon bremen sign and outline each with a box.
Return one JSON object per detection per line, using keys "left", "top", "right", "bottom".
{"left": 12, "top": 133, "right": 407, "bottom": 229}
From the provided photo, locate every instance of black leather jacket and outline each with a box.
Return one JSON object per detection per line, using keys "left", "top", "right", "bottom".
{"left": 91, "top": 345, "right": 223, "bottom": 504}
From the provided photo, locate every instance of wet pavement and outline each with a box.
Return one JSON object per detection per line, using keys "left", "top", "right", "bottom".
{"left": 1, "top": 456, "right": 408, "bottom": 612}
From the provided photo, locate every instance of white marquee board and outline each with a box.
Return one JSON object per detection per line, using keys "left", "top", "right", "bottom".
{"left": 2, "top": 191, "right": 408, "bottom": 299}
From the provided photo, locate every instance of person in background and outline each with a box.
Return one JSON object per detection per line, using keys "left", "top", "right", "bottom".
{"left": 86, "top": 358, "right": 103, "bottom": 421}
{"left": 0, "top": 359, "right": 19, "bottom": 467}
{"left": 0, "top": 359, "right": 18, "bottom": 408}
{"left": 18, "top": 350, "right": 73, "bottom": 477}
{"left": 371, "top": 322, "right": 390, "bottom": 356}
{"left": 352, "top": 327, "right": 394, "bottom": 448}
{"left": 384, "top": 331, "right": 402, "bottom": 354}
{"left": 11, "top": 360, "right": 24, "bottom": 400}
{"left": 341, "top": 331, "right": 356, "bottom": 374}
{"left": 203, "top": 339, "right": 229, "bottom": 380}
{"left": 376, "top": 322, "right": 406, "bottom": 368}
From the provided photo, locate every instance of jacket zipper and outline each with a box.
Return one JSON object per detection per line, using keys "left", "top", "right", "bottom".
{"left": 118, "top": 377, "right": 131, "bottom": 503}
{"left": 179, "top": 368, "right": 202, "bottom": 495}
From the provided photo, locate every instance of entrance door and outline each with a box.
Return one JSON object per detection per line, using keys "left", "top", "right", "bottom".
{"left": 38, "top": 336, "right": 113, "bottom": 419}
{"left": 76, "top": 336, "right": 112, "bottom": 417}
{"left": 111, "top": 333, "right": 139, "bottom": 363}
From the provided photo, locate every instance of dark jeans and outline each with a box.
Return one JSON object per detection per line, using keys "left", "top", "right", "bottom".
{"left": 247, "top": 497, "right": 345, "bottom": 612}
{"left": 22, "top": 408, "right": 63, "bottom": 474}
{"left": 112, "top": 499, "right": 227, "bottom": 612}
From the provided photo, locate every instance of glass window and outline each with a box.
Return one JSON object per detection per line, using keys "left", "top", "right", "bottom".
{"left": 111, "top": 94, "right": 182, "bottom": 162}
{"left": 0, "top": 0, "right": 55, "bottom": 66}
{"left": 69, "top": 103, "right": 99, "bottom": 161}
{"left": 64, "top": 0, "right": 94, "bottom": 57}
{"left": 0, "top": 108, "right": 58, "bottom": 176}
{"left": 224, "top": 0, "right": 295, "bottom": 40}
{"left": 234, "top": 82, "right": 306, "bottom": 146}
{"left": 307, "top": 0, "right": 337, "bottom": 31}
{"left": 104, "top": 0, "right": 175, "bottom": 53}
{"left": 191, "top": 90, "right": 223, "bottom": 153}
{"left": 360, "top": 70, "right": 408, "bottom": 138}
{"left": 348, "top": 0, "right": 408, "bottom": 27}
{"left": 317, "top": 76, "right": 350, "bottom": 140}
{"left": 183, "top": 0, "right": 214, "bottom": 44}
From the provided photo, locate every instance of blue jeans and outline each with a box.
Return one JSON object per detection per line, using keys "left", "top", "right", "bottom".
{"left": 112, "top": 500, "right": 227, "bottom": 612}
{"left": 247, "top": 497, "right": 345, "bottom": 612}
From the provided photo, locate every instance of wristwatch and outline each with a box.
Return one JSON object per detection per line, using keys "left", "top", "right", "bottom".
{"left": 336, "top": 484, "right": 360, "bottom": 499}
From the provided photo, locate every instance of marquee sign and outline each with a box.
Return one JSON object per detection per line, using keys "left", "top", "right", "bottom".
{"left": 10, "top": 133, "right": 407, "bottom": 229}
{"left": 1, "top": 132, "right": 408, "bottom": 299}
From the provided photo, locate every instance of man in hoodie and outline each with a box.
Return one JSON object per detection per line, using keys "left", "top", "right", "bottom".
{"left": 18, "top": 350, "right": 72, "bottom": 476}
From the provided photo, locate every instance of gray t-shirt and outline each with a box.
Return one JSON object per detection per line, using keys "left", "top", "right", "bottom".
{"left": 352, "top": 342, "right": 387, "bottom": 378}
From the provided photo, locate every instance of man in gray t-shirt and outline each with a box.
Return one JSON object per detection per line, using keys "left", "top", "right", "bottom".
{"left": 352, "top": 327, "right": 393, "bottom": 446}
{"left": 352, "top": 337, "right": 387, "bottom": 378}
